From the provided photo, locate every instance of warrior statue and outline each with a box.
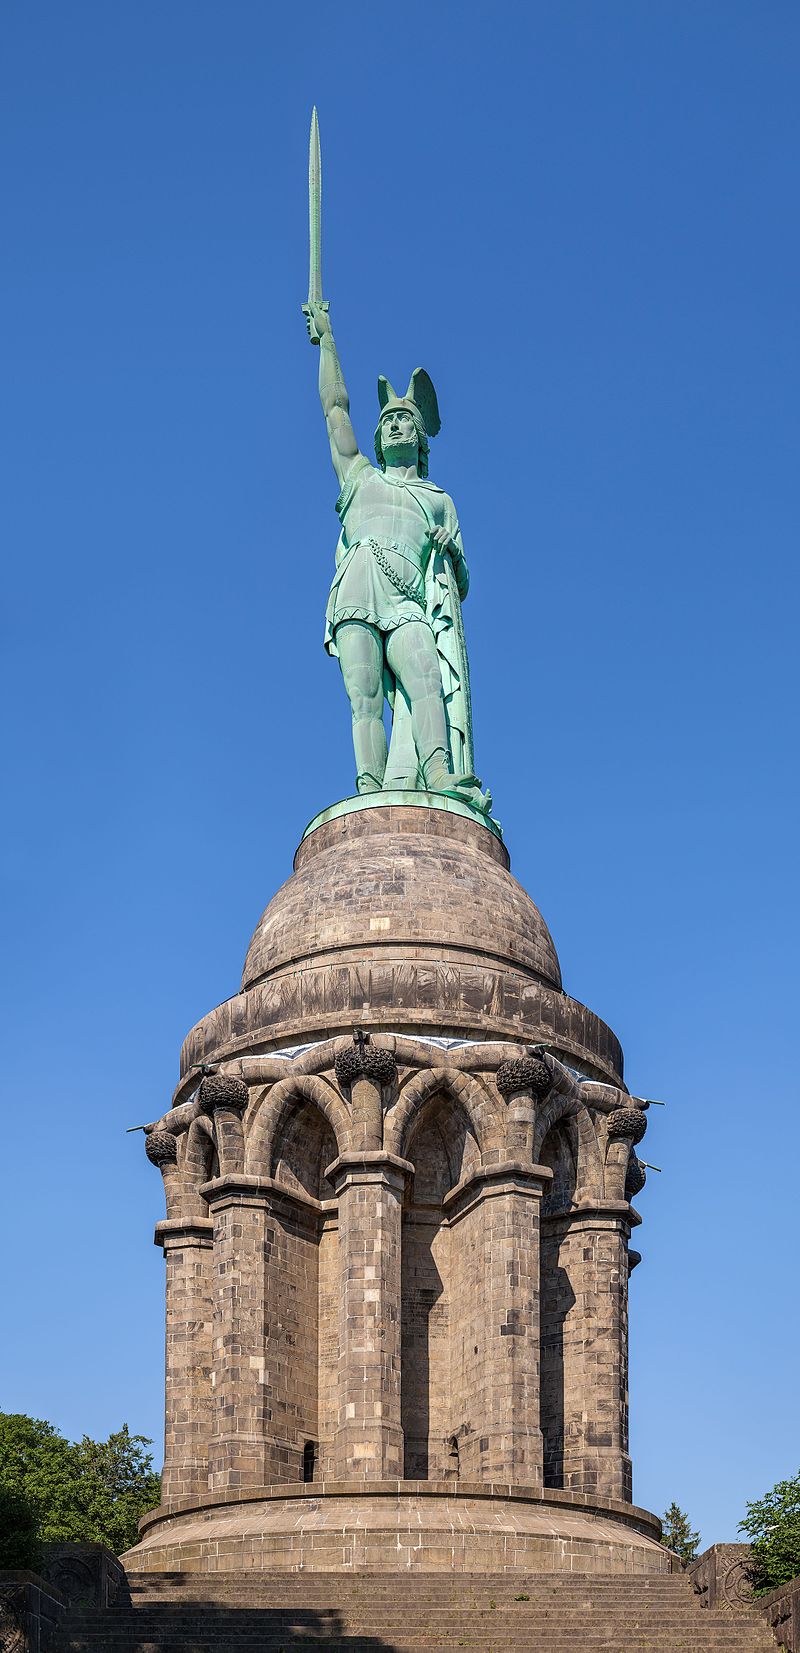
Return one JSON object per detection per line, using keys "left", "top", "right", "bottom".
{"left": 303, "top": 111, "right": 490, "bottom": 814}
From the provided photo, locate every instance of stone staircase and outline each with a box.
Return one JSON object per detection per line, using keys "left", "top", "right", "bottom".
{"left": 55, "top": 1569, "right": 776, "bottom": 1652}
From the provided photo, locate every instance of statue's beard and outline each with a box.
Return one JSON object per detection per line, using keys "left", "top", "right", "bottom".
{"left": 383, "top": 440, "right": 418, "bottom": 468}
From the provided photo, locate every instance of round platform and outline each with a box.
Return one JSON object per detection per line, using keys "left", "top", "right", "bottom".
{"left": 125, "top": 1482, "right": 668, "bottom": 1576}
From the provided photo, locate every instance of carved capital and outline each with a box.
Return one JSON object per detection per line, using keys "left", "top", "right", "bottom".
{"left": 495, "top": 1055, "right": 551, "bottom": 1100}
{"left": 198, "top": 1074, "right": 249, "bottom": 1115}
{"left": 145, "top": 1130, "right": 178, "bottom": 1168}
{"left": 608, "top": 1105, "right": 647, "bottom": 1144}
{"left": 334, "top": 1036, "right": 397, "bottom": 1092}
{"left": 625, "top": 1155, "right": 647, "bottom": 1197}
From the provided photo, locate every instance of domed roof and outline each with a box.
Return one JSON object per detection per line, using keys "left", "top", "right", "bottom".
{"left": 241, "top": 801, "right": 562, "bottom": 994}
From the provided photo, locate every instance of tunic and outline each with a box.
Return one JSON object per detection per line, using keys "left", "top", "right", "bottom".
{"left": 323, "top": 456, "right": 476, "bottom": 783}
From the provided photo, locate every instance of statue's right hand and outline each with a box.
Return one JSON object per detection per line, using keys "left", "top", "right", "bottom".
{"left": 304, "top": 301, "right": 331, "bottom": 346}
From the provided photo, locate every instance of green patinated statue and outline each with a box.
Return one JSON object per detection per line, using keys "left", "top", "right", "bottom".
{"left": 303, "top": 110, "right": 490, "bottom": 815}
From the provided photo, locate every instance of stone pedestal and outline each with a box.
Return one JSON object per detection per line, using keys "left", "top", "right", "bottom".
{"left": 129, "top": 798, "right": 660, "bottom": 1574}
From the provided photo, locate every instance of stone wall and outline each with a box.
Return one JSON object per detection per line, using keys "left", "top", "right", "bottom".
{"left": 0, "top": 1546, "right": 125, "bottom": 1652}
{"left": 0, "top": 1574, "right": 65, "bottom": 1653}
{"left": 760, "top": 1577, "right": 800, "bottom": 1652}
{"left": 690, "top": 1544, "right": 800, "bottom": 1652}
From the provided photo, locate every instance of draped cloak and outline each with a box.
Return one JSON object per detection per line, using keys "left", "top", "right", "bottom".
{"left": 325, "top": 456, "right": 475, "bottom": 786}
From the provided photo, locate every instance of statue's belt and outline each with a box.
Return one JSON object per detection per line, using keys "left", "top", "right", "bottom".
{"left": 348, "top": 537, "right": 426, "bottom": 607}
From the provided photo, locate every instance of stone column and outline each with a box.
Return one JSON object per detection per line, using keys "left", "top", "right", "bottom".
{"left": 198, "top": 1072, "right": 248, "bottom": 1175}
{"left": 328, "top": 1150, "right": 410, "bottom": 1480}
{"left": 154, "top": 1216, "right": 214, "bottom": 1506}
{"left": 146, "top": 1129, "right": 214, "bottom": 1506}
{"left": 545, "top": 1204, "right": 634, "bottom": 1503}
{"left": 445, "top": 1162, "right": 550, "bottom": 1488}
{"left": 206, "top": 1180, "right": 271, "bottom": 1491}
{"left": 206, "top": 1174, "right": 321, "bottom": 1492}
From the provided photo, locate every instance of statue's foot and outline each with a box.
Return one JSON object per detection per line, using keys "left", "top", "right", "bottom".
{"left": 356, "top": 772, "right": 384, "bottom": 795}
{"left": 424, "top": 763, "right": 493, "bottom": 817}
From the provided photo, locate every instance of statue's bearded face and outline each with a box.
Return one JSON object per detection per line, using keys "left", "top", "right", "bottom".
{"left": 379, "top": 408, "right": 419, "bottom": 467}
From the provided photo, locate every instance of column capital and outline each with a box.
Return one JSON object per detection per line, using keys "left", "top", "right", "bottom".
{"left": 442, "top": 1158, "right": 552, "bottom": 1223}
{"left": 325, "top": 1150, "right": 413, "bottom": 1195}
{"left": 200, "top": 1173, "right": 325, "bottom": 1225}
{"left": 154, "top": 1217, "right": 213, "bottom": 1251}
{"left": 542, "top": 1200, "right": 640, "bottom": 1234}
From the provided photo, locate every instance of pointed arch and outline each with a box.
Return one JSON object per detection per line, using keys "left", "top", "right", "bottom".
{"left": 533, "top": 1093, "right": 604, "bottom": 1201}
{"left": 384, "top": 1066, "right": 504, "bottom": 1161}
{"left": 181, "top": 1113, "right": 217, "bottom": 1217}
{"left": 244, "top": 1073, "right": 349, "bottom": 1176}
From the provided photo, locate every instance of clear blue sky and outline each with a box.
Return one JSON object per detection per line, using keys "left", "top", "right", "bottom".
{"left": 1, "top": 1, "right": 798, "bottom": 1548}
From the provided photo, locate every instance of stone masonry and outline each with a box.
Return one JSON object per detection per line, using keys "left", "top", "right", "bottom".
{"left": 124, "top": 801, "right": 664, "bottom": 1574}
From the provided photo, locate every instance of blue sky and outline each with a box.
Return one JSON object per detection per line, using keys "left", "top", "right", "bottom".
{"left": 1, "top": 1, "right": 798, "bottom": 1546}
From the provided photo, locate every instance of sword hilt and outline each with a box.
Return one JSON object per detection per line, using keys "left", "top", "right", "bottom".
{"left": 302, "top": 298, "right": 330, "bottom": 345}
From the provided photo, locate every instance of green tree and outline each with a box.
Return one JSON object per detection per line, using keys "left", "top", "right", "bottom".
{"left": 662, "top": 1502, "right": 701, "bottom": 1566}
{"left": 0, "top": 1413, "right": 161, "bottom": 1556}
{"left": 70, "top": 1427, "right": 162, "bottom": 1556}
{"left": 739, "top": 1471, "right": 800, "bottom": 1595}
{"left": 0, "top": 1482, "right": 41, "bottom": 1569}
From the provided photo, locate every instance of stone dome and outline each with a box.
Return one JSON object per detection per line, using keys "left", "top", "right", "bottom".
{"left": 241, "top": 801, "right": 562, "bottom": 993}
{"left": 179, "top": 797, "right": 623, "bottom": 1083}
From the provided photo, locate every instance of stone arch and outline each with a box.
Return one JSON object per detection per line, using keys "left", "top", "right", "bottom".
{"left": 385, "top": 1067, "right": 504, "bottom": 1162}
{"left": 533, "top": 1093, "right": 603, "bottom": 1201}
{"left": 397, "top": 1078, "right": 482, "bottom": 1482}
{"left": 273, "top": 1101, "right": 339, "bottom": 1201}
{"left": 539, "top": 1117, "right": 578, "bottom": 1217}
{"left": 404, "top": 1088, "right": 482, "bottom": 1203}
{"left": 244, "top": 1074, "right": 349, "bottom": 1176}
{"left": 182, "top": 1114, "right": 217, "bottom": 1217}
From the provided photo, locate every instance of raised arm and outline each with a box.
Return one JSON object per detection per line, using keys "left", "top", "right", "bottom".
{"left": 305, "top": 301, "right": 362, "bottom": 487}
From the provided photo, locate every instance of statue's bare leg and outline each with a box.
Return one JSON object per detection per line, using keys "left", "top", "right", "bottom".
{"left": 335, "top": 620, "right": 388, "bottom": 793}
{"left": 385, "top": 622, "right": 452, "bottom": 791}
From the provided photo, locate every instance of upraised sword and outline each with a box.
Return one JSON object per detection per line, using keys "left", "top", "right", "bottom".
{"left": 302, "top": 106, "right": 329, "bottom": 336}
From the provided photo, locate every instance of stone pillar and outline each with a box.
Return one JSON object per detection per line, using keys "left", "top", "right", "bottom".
{"left": 198, "top": 1072, "right": 248, "bottom": 1175}
{"left": 206, "top": 1180, "right": 271, "bottom": 1491}
{"left": 154, "top": 1217, "right": 214, "bottom": 1505}
{"left": 328, "top": 1150, "right": 410, "bottom": 1480}
{"left": 546, "top": 1205, "right": 634, "bottom": 1503}
{"left": 445, "top": 1163, "right": 550, "bottom": 1487}
{"left": 206, "top": 1175, "right": 321, "bottom": 1492}
{"left": 496, "top": 1052, "right": 553, "bottom": 1162}
{"left": 334, "top": 1032, "right": 397, "bottom": 1153}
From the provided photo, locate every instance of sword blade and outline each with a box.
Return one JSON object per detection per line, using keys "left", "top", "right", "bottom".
{"left": 308, "top": 106, "right": 323, "bottom": 305}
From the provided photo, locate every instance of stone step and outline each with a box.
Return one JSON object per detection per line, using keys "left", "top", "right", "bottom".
{"left": 131, "top": 1580, "right": 694, "bottom": 1593}
{"left": 61, "top": 1637, "right": 773, "bottom": 1647}
{"left": 69, "top": 1614, "right": 762, "bottom": 1629}
{"left": 60, "top": 1640, "right": 774, "bottom": 1652}
{"left": 60, "top": 1619, "right": 771, "bottom": 1645}
{"left": 56, "top": 1571, "right": 773, "bottom": 1653}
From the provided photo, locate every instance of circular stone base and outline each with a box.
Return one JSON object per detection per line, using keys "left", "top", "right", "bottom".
{"left": 301, "top": 789, "right": 504, "bottom": 843}
{"left": 124, "top": 1483, "right": 668, "bottom": 1576}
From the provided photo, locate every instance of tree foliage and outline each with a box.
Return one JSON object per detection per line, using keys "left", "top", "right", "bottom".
{"left": 0, "top": 1482, "right": 41, "bottom": 1569}
{"left": 739, "top": 1471, "right": 800, "bottom": 1595}
{"left": 0, "top": 1413, "right": 161, "bottom": 1559}
{"left": 662, "top": 1501, "right": 701, "bottom": 1566}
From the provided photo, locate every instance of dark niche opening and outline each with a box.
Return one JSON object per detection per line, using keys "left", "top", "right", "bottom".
{"left": 303, "top": 1439, "right": 317, "bottom": 1483}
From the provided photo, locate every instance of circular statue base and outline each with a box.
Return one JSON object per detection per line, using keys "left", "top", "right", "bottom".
{"left": 124, "top": 1483, "right": 668, "bottom": 1576}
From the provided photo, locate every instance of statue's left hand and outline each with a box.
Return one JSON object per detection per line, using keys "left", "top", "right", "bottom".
{"left": 430, "top": 526, "right": 460, "bottom": 557}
